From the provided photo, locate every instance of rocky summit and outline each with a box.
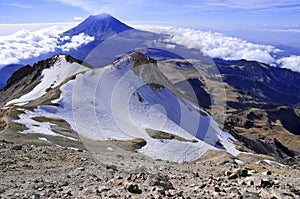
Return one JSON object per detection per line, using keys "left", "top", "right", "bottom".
{"left": 0, "top": 141, "right": 299, "bottom": 198}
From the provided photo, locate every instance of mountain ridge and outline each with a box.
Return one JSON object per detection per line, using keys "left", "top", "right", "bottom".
{"left": 1, "top": 52, "right": 299, "bottom": 163}
{"left": 0, "top": 52, "right": 241, "bottom": 163}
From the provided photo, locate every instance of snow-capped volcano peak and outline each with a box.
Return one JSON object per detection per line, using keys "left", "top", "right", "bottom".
{"left": 63, "top": 13, "right": 133, "bottom": 37}
{"left": 91, "top": 13, "right": 113, "bottom": 19}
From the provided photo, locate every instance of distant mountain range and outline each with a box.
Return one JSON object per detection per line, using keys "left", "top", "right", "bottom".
{"left": 0, "top": 14, "right": 299, "bottom": 163}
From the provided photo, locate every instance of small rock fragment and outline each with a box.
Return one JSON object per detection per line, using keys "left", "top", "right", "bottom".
{"left": 11, "top": 145, "right": 23, "bottom": 150}
{"left": 126, "top": 183, "right": 142, "bottom": 194}
{"left": 214, "top": 187, "right": 221, "bottom": 192}
{"left": 262, "top": 170, "right": 272, "bottom": 175}
{"left": 228, "top": 173, "right": 238, "bottom": 180}
{"left": 147, "top": 174, "right": 174, "bottom": 190}
{"left": 260, "top": 178, "right": 274, "bottom": 188}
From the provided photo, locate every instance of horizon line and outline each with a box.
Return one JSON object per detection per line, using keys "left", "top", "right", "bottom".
{"left": 0, "top": 22, "right": 79, "bottom": 26}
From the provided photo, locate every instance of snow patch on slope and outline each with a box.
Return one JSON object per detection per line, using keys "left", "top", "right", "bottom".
{"left": 138, "top": 139, "right": 215, "bottom": 162}
{"left": 12, "top": 55, "right": 240, "bottom": 162}
{"left": 15, "top": 108, "right": 77, "bottom": 141}
{"left": 6, "top": 55, "right": 88, "bottom": 106}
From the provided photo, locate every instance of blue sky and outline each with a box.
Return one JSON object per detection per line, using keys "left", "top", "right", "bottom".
{"left": 0, "top": 0, "right": 300, "bottom": 47}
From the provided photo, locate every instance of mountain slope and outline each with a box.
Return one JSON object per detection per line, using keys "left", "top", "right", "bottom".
{"left": 213, "top": 59, "right": 300, "bottom": 153}
{"left": 215, "top": 59, "right": 300, "bottom": 107}
{"left": 0, "top": 55, "right": 91, "bottom": 107}
{"left": 157, "top": 58, "right": 300, "bottom": 158}
{"left": 1, "top": 53, "right": 239, "bottom": 163}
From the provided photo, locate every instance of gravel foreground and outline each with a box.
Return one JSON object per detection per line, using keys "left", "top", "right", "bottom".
{"left": 0, "top": 141, "right": 299, "bottom": 199}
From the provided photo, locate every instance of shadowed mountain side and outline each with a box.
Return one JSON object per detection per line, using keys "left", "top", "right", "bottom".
{"left": 0, "top": 64, "right": 24, "bottom": 90}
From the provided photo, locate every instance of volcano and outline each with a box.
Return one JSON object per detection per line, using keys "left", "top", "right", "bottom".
{"left": 62, "top": 13, "right": 133, "bottom": 37}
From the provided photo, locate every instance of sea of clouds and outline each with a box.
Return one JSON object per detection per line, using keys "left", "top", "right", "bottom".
{"left": 0, "top": 24, "right": 299, "bottom": 72}
{"left": 136, "top": 25, "right": 300, "bottom": 73}
{"left": 0, "top": 25, "right": 93, "bottom": 66}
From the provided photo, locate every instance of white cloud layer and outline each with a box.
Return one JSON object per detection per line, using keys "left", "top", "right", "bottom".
{"left": 1, "top": 24, "right": 300, "bottom": 73}
{"left": 135, "top": 25, "right": 300, "bottom": 73}
{"left": 136, "top": 25, "right": 280, "bottom": 64}
{"left": 61, "top": 33, "right": 94, "bottom": 52}
{"left": 277, "top": 55, "right": 300, "bottom": 72}
{"left": 74, "top": 16, "right": 84, "bottom": 21}
{"left": 0, "top": 26, "right": 93, "bottom": 65}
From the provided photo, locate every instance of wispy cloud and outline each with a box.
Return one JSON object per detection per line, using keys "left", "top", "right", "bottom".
{"left": 74, "top": 16, "right": 84, "bottom": 21}
{"left": 50, "top": 0, "right": 300, "bottom": 12}
{"left": 54, "top": 0, "right": 124, "bottom": 14}
{"left": 186, "top": 0, "right": 300, "bottom": 11}
{"left": 55, "top": 0, "right": 100, "bottom": 14}
{"left": 7, "top": 3, "right": 33, "bottom": 9}
{"left": 54, "top": 0, "right": 164, "bottom": 15}
{"left": 266, "top": 29, "right": 300, "bottom": 33}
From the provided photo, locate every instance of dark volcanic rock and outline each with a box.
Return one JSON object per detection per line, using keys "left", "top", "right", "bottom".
{"left": 126, "top": 183, "right": 142, "bottom": 194}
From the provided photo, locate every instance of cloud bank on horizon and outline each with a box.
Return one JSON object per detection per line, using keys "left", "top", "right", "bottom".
{"left": 0, "top": 24, "right": 300, "bottom": 73}
{"left": 140, "top": 26, "right": 280, "bottom": 64}
{"left": 0, "top": 26, "right": 93, "bottom": 65}
{"left": 136, "top": 25, "right": 300, "bottom": 72}
{"left": 277, "top": 56, "right": 300, "bottom": 72}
